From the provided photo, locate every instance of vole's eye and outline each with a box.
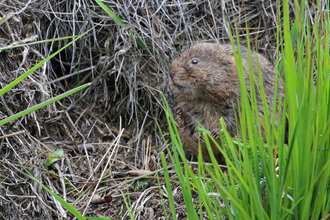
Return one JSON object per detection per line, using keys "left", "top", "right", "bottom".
{"left": 191, "top": 59, "right": 198, "bottom": 64}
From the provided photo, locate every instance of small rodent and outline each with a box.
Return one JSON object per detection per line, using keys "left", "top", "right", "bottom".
{"left": 169, "top": 43, "right": 283, "bottom": 163}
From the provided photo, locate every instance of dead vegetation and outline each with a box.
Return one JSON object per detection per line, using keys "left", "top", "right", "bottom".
{"left": 0, "top": 0, "right": 324, "bottom": 219}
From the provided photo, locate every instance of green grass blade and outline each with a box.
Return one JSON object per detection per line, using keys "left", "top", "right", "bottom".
{"left": 0, "top": 17, "right": 6, "bottom": 25}
{"left": 161, "top": 153, "right": 177, "bottom": 220}
{"left": 156, "top": 173, "right": 169, "bottom": 220}
{"left": 86, "top": 217, "right": 112, "bottom": 220}
{"left": 22, "top": 165, "right": 86, "bottom": 220}
{"left": 94, "top": 0, "right": 125, "bottom": 26}
{"left": 0, "top": 177, "right": 7, "bottom": 185}
{"left": 86, "top": 217, "right": 111, "bottom": 220}
{"left": 121, "top": 190, "right": 136, "bottom": 220}
{"left": 0, "top": 25, "right": 95, "bottom": 97}
{"left": 94, "top": 0, "right": 148, "bottom": 50}
{"left": 0, "top": 83, "right": 90, "bottom": 126}
{"left": 0, "top": 36, "right": 80, "bottom": 51}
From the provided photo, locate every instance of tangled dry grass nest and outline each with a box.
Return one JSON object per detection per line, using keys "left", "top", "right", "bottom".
{"left": 0, "top": 0, "right": 324, "bottom": 219}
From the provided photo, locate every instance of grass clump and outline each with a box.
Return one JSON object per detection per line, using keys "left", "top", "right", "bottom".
{"left": 162, "top": 0, "right": 330, "bottom": 219}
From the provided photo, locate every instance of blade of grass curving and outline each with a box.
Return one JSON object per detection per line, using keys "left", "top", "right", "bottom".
{"left": 0, "top": 25, "right": 96, "bottom": 97}
{"left": 121, "top": 190, "right": 136, "bottom": 220}
{"left": 202, "top": 156, "right": 233, "bottom": 219}
{"left": 158, "top": 90, "right": 199, "bottom": 219}
{"left": 0, "top": 36, "right": 80, "bottom": 51}
{"left": 0, "top": 17, "right": 6, "bottom": 25}
{"left": 216, "top": 119, "right": 250, "bottom": 192}
{"left": 156, "top": 173, "right": 169, "bottom": 220}
{"left": 279, "top": 196, "right": 305, "bottom": 220}
{"left": 202, "top": 161, "right": 252, "bottom": 219}
{"left": 0, "top": 83, "right": 90, "bottom": 126}
{"left": 22, "top": 164, "right": 86, "bottom": 220}
{"left": 310, "top": 17, "right": 330, "bottom": 214}
{"left": 95, "top": 0, "right": 148, "bottom": 50}
{"left": 249, "top": 20, "right": 281, "bottom": 219}
{"left": 94, "top": 0, "right": 125, "bottom": 26}
{"left": 157, "top": 95, "right": 193, "bottom": 219}
{"left": 203, "top": 173, "right": 232, "bottom": 219}
{"left": 186, "top": 163, "right": 218, "bottom": 220}
{"left": 158, "top": 90, "right": 187, "bottom": 163}
{"left": 279, "top": 0, "right": 298, "bottom": 215}
{"left": 228, "top": 24, "right": 261, "bottom": 218}
{"left": 196, "top": 157, "right": 213, "bottom": 219}
{"left": 0, "top": 177, "right": 7, "bottom": 185}
{"left": 161, "top": 153, "right": 177, "bottom": 220}
{"left": 275, "top": 1, "right": 289, "bottom": 217}
{"left": 244, "top": 20, "right": 270, "bottom": 220}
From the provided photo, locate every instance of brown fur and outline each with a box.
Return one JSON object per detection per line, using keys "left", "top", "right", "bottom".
{"left": 169, "top": 43, "right": 283, "bottom": 163}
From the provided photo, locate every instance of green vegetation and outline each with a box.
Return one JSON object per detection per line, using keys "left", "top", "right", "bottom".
{"left": 41, "top": 149, "right": 65, "bottom": 171}
{"left": 0, "top": 31, "right": 92, "bottom": 126}
{"left": 161, "top": 0, "right": 330, "bottom": 219}
{"left": 0, "top": 24, "right": 91, "bottom": 218}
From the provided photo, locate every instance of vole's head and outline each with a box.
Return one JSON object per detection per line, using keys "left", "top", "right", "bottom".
{"left": 169, "top": 43, "right": 238, "bottom": 99}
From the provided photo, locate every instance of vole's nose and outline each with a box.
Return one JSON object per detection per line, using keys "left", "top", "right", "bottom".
{"left": 169, "top": 70, "right": 177, "bottom": 86}
{"left": 169, "top": 70, "right": 176, "bottom": 78}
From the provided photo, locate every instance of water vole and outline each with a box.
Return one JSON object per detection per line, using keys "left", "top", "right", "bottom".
{"left": 169, "top": 43, "right": 283, "bottom": 163}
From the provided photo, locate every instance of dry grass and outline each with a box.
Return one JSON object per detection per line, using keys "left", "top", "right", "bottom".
{"left": 0, "top": 0, "right": 325, "bottom": 219}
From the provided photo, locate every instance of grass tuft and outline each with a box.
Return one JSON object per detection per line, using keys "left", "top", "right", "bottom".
{"left": 161, "top": 1, "right": 330, "bottom": 219}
